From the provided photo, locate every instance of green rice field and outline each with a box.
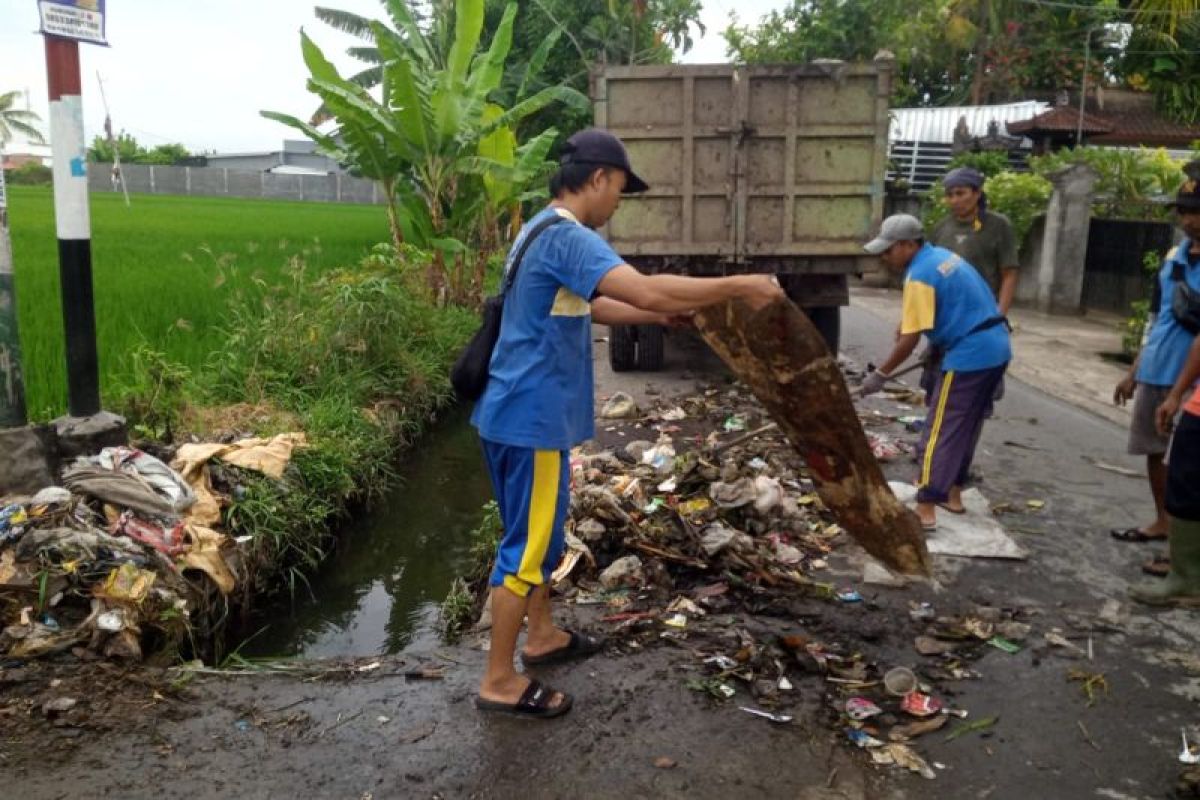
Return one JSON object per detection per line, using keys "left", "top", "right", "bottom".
{"left": 5, "top": 186, "right": 390, "bottom": 419}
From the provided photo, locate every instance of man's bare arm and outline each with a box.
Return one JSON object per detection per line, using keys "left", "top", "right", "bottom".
{"left": 596, "top": 264, "right": 783, "bottom": 313}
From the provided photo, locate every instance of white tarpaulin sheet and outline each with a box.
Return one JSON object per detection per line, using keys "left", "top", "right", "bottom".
{"left": 889, "top": 482, "right": 1028, "bottom": 560}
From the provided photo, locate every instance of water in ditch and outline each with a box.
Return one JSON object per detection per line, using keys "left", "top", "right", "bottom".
{"left": 242, "top": 409, "right": 493, "bottom": 659}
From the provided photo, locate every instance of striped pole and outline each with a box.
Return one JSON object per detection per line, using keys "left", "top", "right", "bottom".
{"left": 45, "top": 36, "right": 101, "bottom": 418}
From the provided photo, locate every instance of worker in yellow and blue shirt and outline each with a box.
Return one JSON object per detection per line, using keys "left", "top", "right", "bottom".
{"left": 859, "top": 214, "right": 1011, "bottom": 531}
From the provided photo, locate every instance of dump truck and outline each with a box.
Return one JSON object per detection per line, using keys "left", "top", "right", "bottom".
{"left": 592, "top": 56, "right": 894, "bottom": 370}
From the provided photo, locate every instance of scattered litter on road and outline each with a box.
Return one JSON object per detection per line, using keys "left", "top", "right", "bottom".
{"left": 987, "top": 636, "right": 1021, "bottom": 654}
{"left": 1181, "top": 729, "right": 1200, "bottom": 764}
{"left": 1067, "top": 669, "right": 1109, "bottom": 706}
{"left": 846, "top": 697, "right": 884, "bottom": 720}
{"left": 944, "top": 715, "right": 998, "bottom": 742}
{"left": 901, "top": 692, "right": 943, "bottom": 717}
{"left": 740, "top": 706, "right": 793, "bottom": 724}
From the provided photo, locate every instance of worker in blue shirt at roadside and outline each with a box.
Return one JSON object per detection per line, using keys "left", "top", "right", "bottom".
{"left": 1111, "top": 161, "right": 1200, "bottom": 576}
{"left": 470, "top": 129, "right": 784, "bottom": 719}
{"left": 859, "top": 214, "right": 1011, "bottom": 531}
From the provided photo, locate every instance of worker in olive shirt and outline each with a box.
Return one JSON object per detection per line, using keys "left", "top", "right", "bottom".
{"left": 471, "top": 129, "right": 783, "bottom": 718}
{"left": 931, "top": 167, "right": 1021, "bottom": 314}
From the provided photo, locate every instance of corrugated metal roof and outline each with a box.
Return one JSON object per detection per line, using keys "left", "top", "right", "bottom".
{"left": 889, "top": 101, "right": 1049, "bottom": 144}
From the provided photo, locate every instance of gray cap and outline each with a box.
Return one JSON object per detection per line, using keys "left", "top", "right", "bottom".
{"left": 863, "top": 214, "right": 924, "bottom": 255}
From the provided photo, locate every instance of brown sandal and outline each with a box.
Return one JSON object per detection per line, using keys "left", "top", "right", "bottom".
{"left": 1141, "top": 554, "right": 1170, "bottom": 577}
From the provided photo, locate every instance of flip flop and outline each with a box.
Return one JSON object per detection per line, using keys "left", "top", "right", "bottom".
{"left": 921, "top": 521, "right": 938, "bottom": 532}
{"left": 1111, "top": 528, "right": 1167, "bottom": 543}
{"left": 521, "top": 630, "right": 604, "bottom": 667}
{"left": 937, "top": 503, "right": 966, "bottom": 515}
{"left": 1141, "top": 554, "right": 1170, "bottom": 577}
{"left": 475, "top": 679, "right": 573, "bottom": 719}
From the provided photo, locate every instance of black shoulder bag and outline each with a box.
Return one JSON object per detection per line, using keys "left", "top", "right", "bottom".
{"left": 450, "top": 213, "right": 568, "bottom": 402}
{"left": 1170, "top": 259, "right": 1200, "bottom": 336}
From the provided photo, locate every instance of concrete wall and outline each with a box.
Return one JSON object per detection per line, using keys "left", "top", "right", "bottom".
{"left": 87, "top": 163, "right": 383, "bottom": 205}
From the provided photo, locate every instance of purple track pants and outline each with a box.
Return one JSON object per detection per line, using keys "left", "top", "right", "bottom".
{"left": 916, "top": 363, "right": 1009, "bottom": 504}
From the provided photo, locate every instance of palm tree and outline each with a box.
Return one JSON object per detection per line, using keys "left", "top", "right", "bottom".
{"left": 1132, "top": 0, "right": 1200, "bottom": 36}
{"left": 0, "top": 90, "right": 45, "bottom": 147}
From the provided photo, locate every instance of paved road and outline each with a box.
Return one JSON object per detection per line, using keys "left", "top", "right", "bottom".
{"left": 839, "top": 303, "right": 1200, "bottom": 799}
{"left": 595, "top": 301, "right": 1200, "bottom": 798}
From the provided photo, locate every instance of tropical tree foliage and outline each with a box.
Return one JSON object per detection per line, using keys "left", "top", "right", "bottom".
{"left": 1122, "top": 12, "right": 1200, "bottom": 124}
{"left": 0, "top": 90, "right": 44, "bottom": 147}
{"left": 265, "top": 0, "right": 588, "bottom": 305}
{"left": 724, "top": 0, "right": 1121, "bottom": 107}
{"left": 87, "top": 132, "right": 191, "bottom": 165}
{"left": 312, "top": 0, "right": 703, "bottom": 140}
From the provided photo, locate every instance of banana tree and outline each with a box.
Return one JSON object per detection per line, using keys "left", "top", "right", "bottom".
{"left": 267, "top": 0, "right": 587, "bottom": 304}
{"left": 368, "top": 0, "right": 586, "bottom": 303}
{"left": 262, "top": 31, "right": 410, "bottom": 251}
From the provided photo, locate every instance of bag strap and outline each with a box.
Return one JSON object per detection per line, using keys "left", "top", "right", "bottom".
{"left": 501, "top": 212, "right": 569, "bottom": 295}
{"left": 945, "top": 314, "right": 1010, "bottom": 353}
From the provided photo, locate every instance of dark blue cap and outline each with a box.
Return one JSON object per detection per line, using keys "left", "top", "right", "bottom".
{"left": 561, "top": 128, "right": 649, "bottom": 194}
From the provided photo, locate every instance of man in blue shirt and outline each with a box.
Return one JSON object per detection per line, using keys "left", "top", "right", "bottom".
{"left": 472, "top": 129, "right": 783, "bottom": 718}
{"left": 859, "top": 214, "right": 1011, "bottom": 531}
{"left": 1111, "top": 164, "right": 1200, "bottom": 570}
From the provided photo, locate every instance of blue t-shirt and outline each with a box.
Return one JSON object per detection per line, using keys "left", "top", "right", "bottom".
{"left": 900, "top": 244, "right": 1011, "bottom": 372}
{"left": 1137, "top": 239, "right": 1200, "bottom": 387}
{"left": 471, "top": 207, "right": 624, "bottom": 450}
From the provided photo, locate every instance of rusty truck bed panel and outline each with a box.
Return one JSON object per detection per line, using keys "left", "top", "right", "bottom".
{"left": 592, "top": 60, "right": 893, "bottom": 275}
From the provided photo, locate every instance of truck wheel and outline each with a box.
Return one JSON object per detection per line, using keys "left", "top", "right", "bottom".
{"left": 609, "top": 324, "right": 636, "bottom": 372}
{"left": 635, "top": 324, "right": 664, "bottom": 371}
{"left": 804, "top": 306, "right": 841, "bottom": 354}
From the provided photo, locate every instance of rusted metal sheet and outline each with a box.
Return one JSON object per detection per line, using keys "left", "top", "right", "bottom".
{"left": 592, "top": 58, "right": 894, "bottom": 272}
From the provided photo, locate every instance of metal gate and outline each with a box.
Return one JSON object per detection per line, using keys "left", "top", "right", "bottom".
{"left": 1082, "top": 219, "right": 1174, "bottom": 314}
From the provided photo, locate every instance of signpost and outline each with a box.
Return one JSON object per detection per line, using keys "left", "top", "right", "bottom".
{"left": 37, "top": 0, "right": 108, "bottom": 47}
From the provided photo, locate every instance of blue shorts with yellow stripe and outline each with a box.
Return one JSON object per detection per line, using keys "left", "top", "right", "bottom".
{"left": 481, "top": 439, "right": 569, "bottom": 598}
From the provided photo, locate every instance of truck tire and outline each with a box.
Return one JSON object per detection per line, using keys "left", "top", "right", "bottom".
{"left": 609, "top": 324, "right": 636, "bottom": 372}
{"left": 804, "top": 306, "right": 841, "bottom": 354}
{"left": 635, "top": 324, "right": 665, "bottom": 371}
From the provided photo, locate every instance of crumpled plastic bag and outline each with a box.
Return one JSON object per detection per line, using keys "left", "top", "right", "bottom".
{"left": 599, "top": 392, "right": 639, "bottom": 420}
{"left": 96, "top": 562, "right": 156, "bottom": 604}
{"left": 709, "top": 477, "right": 757, "bottom": 509}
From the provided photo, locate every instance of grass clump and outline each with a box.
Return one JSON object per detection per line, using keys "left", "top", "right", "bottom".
{"left": 205, "top": 245, "right": 476, "bottom": 602}
{"left": 440, "top": 500, "right": 503, "bottom": 642}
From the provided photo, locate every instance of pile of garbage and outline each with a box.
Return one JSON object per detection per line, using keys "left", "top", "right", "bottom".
{"left": 0, "top": 434, "right": 305, "bottom": 664}
{"left": 542, "top": 383, "right": 1046, "bottom": 782}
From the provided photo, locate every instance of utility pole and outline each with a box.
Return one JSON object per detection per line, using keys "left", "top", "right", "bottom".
{"left": 36, "top": 0, "right": 125, "bottom": 460}
{"left": 96, "top": 72, "right": 129, "bottom": 207}
{"left": 1076, "top": 27, "right": 1093, "bottom": 147}
{"left": 46, "top": 36, "right": 101, "bottom": 418}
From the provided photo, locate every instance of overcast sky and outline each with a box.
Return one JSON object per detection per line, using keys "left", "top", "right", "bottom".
{"left": 0, "top": 0, "right": 785, "bottom": 155}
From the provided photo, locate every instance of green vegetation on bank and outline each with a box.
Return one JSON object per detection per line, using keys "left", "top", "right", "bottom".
{"left": 5, "top": 185, "right": 390, "bottom": 418}
{"left": 121, "top": 244, "right": 478, "bottom": 607}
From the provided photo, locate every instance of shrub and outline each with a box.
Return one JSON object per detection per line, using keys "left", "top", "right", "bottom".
{"left": 1029, "top": 147, "right": 1186, "bottom": 220}
{"left": 945, "top": 150, "right": 1010, "bottom": 178}
{"left": 3, "top": 162, "right": 51, "bottom": 185}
